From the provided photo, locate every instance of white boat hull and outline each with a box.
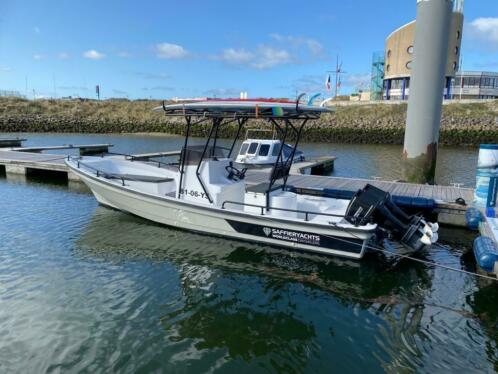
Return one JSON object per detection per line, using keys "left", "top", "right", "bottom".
{"left": 69, "top": 165, "right": 374, "bottom": 259}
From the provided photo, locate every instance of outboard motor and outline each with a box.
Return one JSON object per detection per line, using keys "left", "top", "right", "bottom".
{"left": 345, "top": 184, "right": 438, "bottom": 251}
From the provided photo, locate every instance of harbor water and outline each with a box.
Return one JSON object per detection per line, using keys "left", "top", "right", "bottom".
{"left": 1, "top": 133, "right": 497, "bottom": 373}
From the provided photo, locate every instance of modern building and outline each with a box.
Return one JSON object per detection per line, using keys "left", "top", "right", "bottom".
{"left": 382, "top": 0, "right": 464, "bottom": 101}
{"left": 451, "top": 71, "right": 498, "bottom": 100}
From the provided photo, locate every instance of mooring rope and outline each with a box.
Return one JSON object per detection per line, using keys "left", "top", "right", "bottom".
{"left": 325, "top": 223, "right": 498, "bottom": 282}
{"left": 253, "top": 212, "right": 498, "bottom": 282}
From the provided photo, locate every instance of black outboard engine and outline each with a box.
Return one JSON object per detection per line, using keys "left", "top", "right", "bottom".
{"left": 345, "top": 184, "right": 438, "bottom": 251}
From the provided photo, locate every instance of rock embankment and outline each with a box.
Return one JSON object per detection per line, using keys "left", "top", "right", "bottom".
{"left": 0, "top": 97, "right": 496, "bottom": 146}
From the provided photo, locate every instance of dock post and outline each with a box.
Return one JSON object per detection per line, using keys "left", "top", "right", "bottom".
{"left": 402, "top": 0, "right": 454, "bottom": 184}
{"left": 5, "top": 164, "right": 27, "bottom": 175}
{"left": 67, "top": 171, "right": 81, "bottom": 181}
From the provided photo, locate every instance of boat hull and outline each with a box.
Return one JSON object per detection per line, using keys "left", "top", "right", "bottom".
{"left": 69, "top": 164, "right": 374, "bottom": 259}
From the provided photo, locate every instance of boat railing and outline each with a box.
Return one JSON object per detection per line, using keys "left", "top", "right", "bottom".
{"left": 74, "top": 151, "right": 178, "bottom": 169}
{"left": 70, "top": 156, "right": 174, "bottom": 186}
{"left": 221, "top": 200, "right": 345, "bottom": 222}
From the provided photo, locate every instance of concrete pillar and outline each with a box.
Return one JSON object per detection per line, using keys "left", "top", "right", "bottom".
{"left": 67, "top": 171, "right": 81, "bottom": 182}
{"left": 402, "top": 0, "right": 453, "bottom": 184}
{"left": 5, "top": 164, "right": 27, "bottom": 175}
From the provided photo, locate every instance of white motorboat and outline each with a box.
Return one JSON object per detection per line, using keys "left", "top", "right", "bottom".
{"left": 66, "top": 98, "right": 439, "bottom": 259}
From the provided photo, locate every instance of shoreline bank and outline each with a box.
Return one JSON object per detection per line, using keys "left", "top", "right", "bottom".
{"left": 0, "top": 97, "right": 496, "bottom": 146}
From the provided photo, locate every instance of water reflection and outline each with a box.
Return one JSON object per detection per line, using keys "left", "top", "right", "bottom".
{"left": 77, "top": 207, "right": 434, "bottom": 305}
{"left": 73, "top": 208, "right": 449, "bottom": 371}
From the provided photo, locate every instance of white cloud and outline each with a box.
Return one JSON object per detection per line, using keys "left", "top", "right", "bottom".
{"left": 0, "top": 66, "right": 13, "bottom": 72}
{"left": 117, "top": 51, "right": 131, "bottom": 58}
{"left": 58, "top": 52, "right": 70, "bottom": 60}
{"left": 218, "top": 48, "right": 254, "bottom": 65}
{"left": 33, "top": 26, "right": 40, "bottom": 34}
{"left": 155, "top": 43, "right": 189, "bottom": 59}
{"left": 83, "top": 50, "right": 105, "bottom": 60}
{"left": 251, "top": 46, "right": 290, "bottom": 69}
{"left": 215, "top": 45, "right": 290, "bottom": 69}
{"left": 469, "top": 17, "right": 498, "bottom": 44}
{"left": 269, "top": 33, "right": 325, "bottom": 57}
{"left": 33, "top": 54, "right": 44, "bottom": 60}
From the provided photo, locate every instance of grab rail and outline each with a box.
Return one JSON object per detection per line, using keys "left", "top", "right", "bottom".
{"left": 102, "top": 151, "right": 177, "bottom": 169}
{"left": 73, "top": 157, "right": 127, "bottom": 186}
{"left": 221, "top": 200, "right": 345, "bottom": 222}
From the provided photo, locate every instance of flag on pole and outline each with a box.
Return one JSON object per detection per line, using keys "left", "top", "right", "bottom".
{"left": 325, "top": 74, "right": 331, "bottom": 91}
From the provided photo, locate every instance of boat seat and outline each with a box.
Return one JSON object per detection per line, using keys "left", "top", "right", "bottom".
{"left": 246, "top": 182, "right": 284, "bottom": 194}
{"left": 102, "top": 173, "right": 174, "bottom": 183}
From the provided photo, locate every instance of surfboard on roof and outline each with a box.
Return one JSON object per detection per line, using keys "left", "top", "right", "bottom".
{"left": 153, "top": 98, "right": 332, "bottom": 118}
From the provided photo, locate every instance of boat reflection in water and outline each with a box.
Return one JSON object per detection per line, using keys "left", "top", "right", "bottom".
{"left": 72, "top": 207, "right": 478, "bottom": 371}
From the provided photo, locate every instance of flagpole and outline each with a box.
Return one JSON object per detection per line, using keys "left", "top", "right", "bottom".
{"left": 327, "top": 55, "right": 346, "bottom": 100}
{"left": 335, "top": 55, "right": 339, "bottom": 98}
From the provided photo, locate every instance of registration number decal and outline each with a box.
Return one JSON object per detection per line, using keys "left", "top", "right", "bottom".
{"left": 180, "top": 188, "right": 207, "bottom": 199}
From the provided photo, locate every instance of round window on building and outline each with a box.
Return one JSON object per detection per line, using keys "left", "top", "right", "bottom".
{"left": 387, "top": 50, "right": 391, "bottom": 58}
{"left": 386, "top": 64, "right": 390, "bottom": 72}
{"left": 406, "top": 61, "right": 412, "bottom": 70}
{"left": 407, "top": 46, "right": 414, "bottom": 54}
{"left": 453, "top": 61, "right": 458, "bottom": 71}
{"left": 457, "top": 30, "right": 461, "bottom": 39}
{"left": 455, "top": 46, "right": 459, "bottom": 55}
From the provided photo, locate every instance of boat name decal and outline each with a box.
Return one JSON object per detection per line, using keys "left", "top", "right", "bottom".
{"left": 263, "top": 227, "right": 321, "bottom": 245}
{"left": 224, "top": 220, "right": 363, "bottom": 253}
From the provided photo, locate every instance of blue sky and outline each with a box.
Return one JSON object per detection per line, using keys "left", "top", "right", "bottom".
{"left": 0, "top": 0, "right": 497, "bottom": 100}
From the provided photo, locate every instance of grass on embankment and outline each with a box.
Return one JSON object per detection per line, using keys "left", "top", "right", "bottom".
{"left": 0, "top": 97, "right": 496, "bottom": 146}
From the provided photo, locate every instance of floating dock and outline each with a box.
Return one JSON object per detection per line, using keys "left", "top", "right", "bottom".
{"left": 245, "top": 169, "right": 472, "bottom": 226}
{"left": 0, "top": 150, "right": 79, "bottom": 180}
{"left": 290, "top": 156, "right": 336, "bottom": 175}
{"left": 0, "top": 137, "right": 27, "bottom": 148}
{"left": 10, "top": 143, "right": 113, "bottom": 156}
{"left": 0, "top": 148, "right": 473, "bottom": 227}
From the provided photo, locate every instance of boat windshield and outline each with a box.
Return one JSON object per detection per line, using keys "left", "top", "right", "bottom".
{"left": 239, "top": 143, "right": 249, "bottom": 155}
{"left": 247, "top": 142, "right": 259, "bottom": 155}
{"left": 259, "top": 144, "right": 270, "bottom": 156}
{"left": 271, "top": 144, "right": 280, "bottom": 157}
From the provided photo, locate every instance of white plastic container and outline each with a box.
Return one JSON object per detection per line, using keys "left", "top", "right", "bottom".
{"left": 477, "top": 144, "right": 498, "bottom": 169}
{"left": 474, "top": 144, "right": 498, "bottom": 208}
